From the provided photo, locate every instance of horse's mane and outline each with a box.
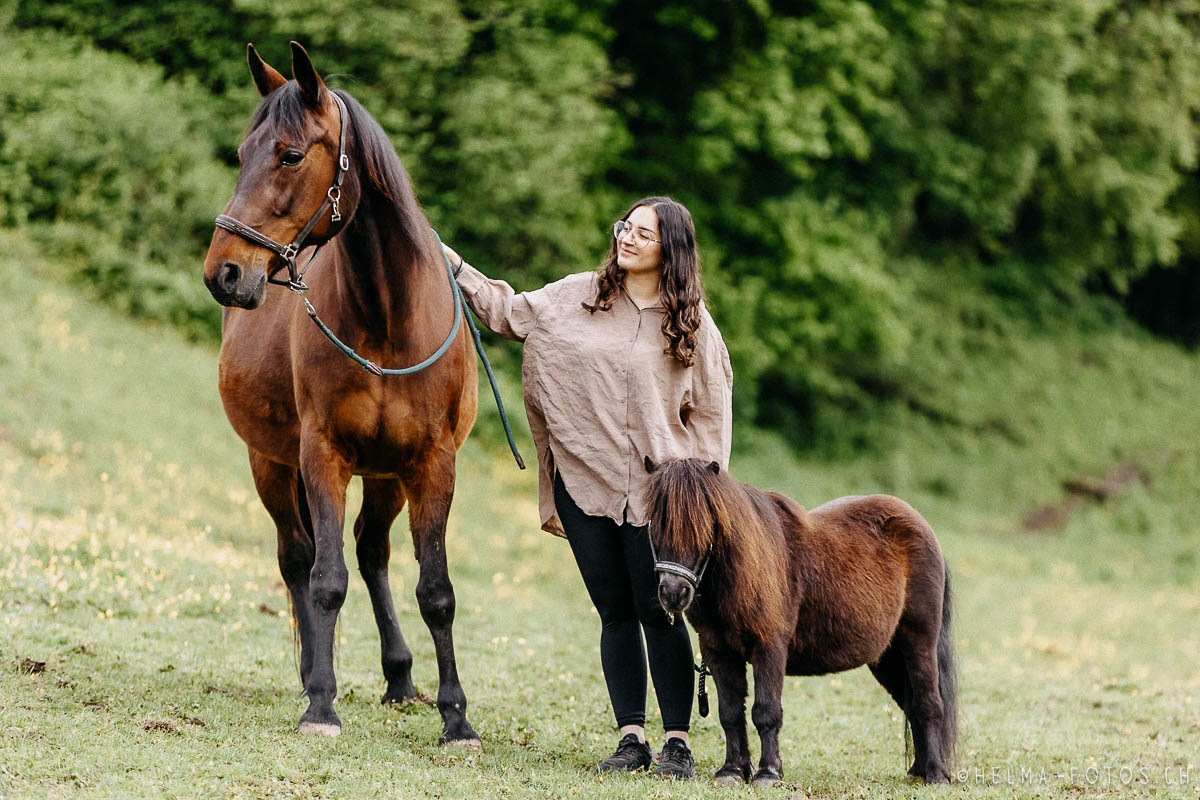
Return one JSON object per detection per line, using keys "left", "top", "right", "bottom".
{"left": 248, "top": 84, "right": 438, "bottom": 265}
{"left": 648, "top": 460, "right": 791, "bottom": 643}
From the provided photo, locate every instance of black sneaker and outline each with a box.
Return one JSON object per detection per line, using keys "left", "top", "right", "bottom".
{"left": 654, "top": 737, "right": 695, "bottom": 779}
{"left": 598, "top": 733, "right": 652, "bottom": 772}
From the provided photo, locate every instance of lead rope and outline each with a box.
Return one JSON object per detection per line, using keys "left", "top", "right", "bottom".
{"left": 300, "top": 230, "right": 525, "bottom": 470}
{"left": 696, "top": 662, "right": 710, "bottom": 717}
{"left": 460, "top": 283, "right": 527, "bottom": 470}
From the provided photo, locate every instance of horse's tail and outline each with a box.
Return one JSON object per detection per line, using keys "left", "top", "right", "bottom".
{"left": 936, "top": 559, "right": 958, "bottom": 768}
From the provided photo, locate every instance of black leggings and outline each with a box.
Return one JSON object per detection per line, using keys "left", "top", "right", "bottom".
{"left": 554, "top": 473, "right": 694, "bottom": 732}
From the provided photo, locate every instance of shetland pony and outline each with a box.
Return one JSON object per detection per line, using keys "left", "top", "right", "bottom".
{"left": 645, "top": 457, "right": 956, "bottom": 786}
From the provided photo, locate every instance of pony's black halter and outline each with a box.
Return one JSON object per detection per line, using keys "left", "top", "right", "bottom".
{"left": 214, "top": 92, "right": 350, "bottom": 293}
{"left": 648, "top": 523, "right": 711, "bottom": 591}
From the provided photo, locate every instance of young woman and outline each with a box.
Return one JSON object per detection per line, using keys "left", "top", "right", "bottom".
{"left": 444, "top": 196, "right": 733, "bottom": 779}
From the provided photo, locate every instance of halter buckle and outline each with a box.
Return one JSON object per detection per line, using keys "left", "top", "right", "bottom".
{"left": 282, "top": 243, "right": 299, "bottom": 262}
{"left": 327, "top": 187, "right": 342, "bottom": 223}
{"left": 339, "top": 154, "right": 349, "bottom": 172}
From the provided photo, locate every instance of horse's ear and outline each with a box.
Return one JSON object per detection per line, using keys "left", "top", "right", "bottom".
{"left": 289, "top": 41, "right": 325, "bottom": 107}
{"left": 247, "top": 43, "right": 286, "bottom": 97}
{"left": 708, "top": 461, "right": 721, "bottom": 475}
{"left": 644, "top": 455, "right": 657, "bottom": 474}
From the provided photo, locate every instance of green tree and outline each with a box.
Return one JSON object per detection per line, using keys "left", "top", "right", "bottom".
{"left": 0, "top": 26, "right": 234, "bottom": 338}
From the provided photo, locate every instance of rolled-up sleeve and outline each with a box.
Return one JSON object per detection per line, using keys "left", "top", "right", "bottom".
{"left": 456, "top": 263, "right": 556, "bottom": 342}
{"left": 687, "top": 321, "right": 734, "bottom": 469}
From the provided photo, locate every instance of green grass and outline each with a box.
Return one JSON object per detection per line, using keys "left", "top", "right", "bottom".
{"left": 1, "top": 228, "right": 1197, "bottom": 799}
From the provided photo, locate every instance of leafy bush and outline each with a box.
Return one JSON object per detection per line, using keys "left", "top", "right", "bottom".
{"left": 6, "top": 0, "right": 1200, "bottom": 447}
{"left": 602, "top": 0, "right": 1200, "bottom": 443}
{"left": 0, "top": 26, "right": 234, "bottom": 339}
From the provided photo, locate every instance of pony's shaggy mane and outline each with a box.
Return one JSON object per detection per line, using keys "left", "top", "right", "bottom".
{"left": 647, "top": 459, "right": 792, "bottom": 643}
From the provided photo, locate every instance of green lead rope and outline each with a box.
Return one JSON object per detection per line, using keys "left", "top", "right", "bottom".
{"left": 462, "top": 292, "right": 527, "bottom": 470}
{"left": 301, "top": 230, "right": 525, "bottom": 469}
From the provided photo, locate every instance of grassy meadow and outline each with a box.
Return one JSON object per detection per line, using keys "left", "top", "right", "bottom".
{"left": 1, "top": 226, "right": 1197, "bottom": 799}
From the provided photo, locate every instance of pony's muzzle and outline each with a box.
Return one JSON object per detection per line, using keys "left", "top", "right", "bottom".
{"left": 657, "top": 575, "right": 694, "bottom": 616}
{"left": 204, "top": 259, "right": 266, "bottom": 308}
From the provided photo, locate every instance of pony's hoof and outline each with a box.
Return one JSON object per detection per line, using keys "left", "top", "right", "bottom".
{"left": 441, "top": 736, "right": 483, "bottom": 751}
{"left": 923, "top": 770, "right": 950, "bottom": 785}
{"left": 713, "top": 771, "right": 746, "bottom": 786}
{"left": 751, "top": 769, "right": 782, "bottom": 788}
{"left": 298, "top": 721, "right": 342, "bottom": 737}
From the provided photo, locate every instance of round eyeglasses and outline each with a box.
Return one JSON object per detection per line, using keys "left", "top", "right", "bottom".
{"left": 613, "top": 219, "right": 661, "bottom": 248}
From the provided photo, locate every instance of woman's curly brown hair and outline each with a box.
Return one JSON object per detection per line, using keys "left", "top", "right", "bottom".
{"left": 582, "top": 196, "right": 705, "bottom": 366}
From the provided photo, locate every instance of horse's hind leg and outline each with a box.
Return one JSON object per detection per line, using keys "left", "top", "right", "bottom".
{"left": 354, "top": 478, "right": 420, "bottom": 705}
{"left": 894, "top": 630, "right": 950, "bottom": 783}
{"left": 869, "top": 644, "right": 925, "bottom": 779}
{"left": 249, "top": 451, "right": 317, "bottom": 688}
{"left": 405, "top": 454, "right": 479, "bottom": 747}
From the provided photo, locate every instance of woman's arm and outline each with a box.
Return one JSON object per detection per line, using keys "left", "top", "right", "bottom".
{"left": 686, "top": 321, "right": 734, "bottom": 468}
{"left": 443, "top": 244, "right": 552, "bottom": 343}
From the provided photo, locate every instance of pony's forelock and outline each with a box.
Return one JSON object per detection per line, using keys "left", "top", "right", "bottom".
{"left": 648, "top": 459, "right": 791, "bottom": 642}
{"left": 649, "top": 460, "right": 719, "bottom": 560}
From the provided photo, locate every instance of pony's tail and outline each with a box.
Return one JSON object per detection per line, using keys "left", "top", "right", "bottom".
{"left": 936, "top": 560, "right": 958, "bottom": 769}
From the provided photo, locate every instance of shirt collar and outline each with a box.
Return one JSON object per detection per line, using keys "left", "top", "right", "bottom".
{"left": 620, "top": 285, "right": 665, "bottom": 311}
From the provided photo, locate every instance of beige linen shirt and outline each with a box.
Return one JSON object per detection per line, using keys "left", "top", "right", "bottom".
{"left": 457, "top": 264, "right": 733, "bottom": 537}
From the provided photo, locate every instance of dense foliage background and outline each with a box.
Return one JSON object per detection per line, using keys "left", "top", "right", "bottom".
{"left": 3, "top": 0, "right": 1197, "bottom": 450}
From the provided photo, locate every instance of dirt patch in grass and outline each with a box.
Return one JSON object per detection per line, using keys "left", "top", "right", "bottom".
{"left": 1022, "top": 461, "right": 1151, "bottom": 531}
{"left": 17, "top": 658, "right": 46, "bottom": 675}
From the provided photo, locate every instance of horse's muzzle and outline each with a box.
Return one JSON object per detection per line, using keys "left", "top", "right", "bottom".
{"left": 204, "top": 261, "right": 267, "bottom": 309}
{"left": 657, "top": 576, "right": 694, "bottom": 616}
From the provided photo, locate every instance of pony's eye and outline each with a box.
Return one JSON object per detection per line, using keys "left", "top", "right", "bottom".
{"left": 280, "top": 150, "right": 304, "bottom": 167}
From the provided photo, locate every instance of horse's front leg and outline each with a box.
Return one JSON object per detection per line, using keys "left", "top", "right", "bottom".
{"left": 707, "top": 655, "right": 751, "bottom": 784}
{"left": 247, "top": 451, "right": 317, "bottom": 689}
{"left": 296, "top": 439, "right": 352, "bottom": 736}
{"left": 406, "top": 453, "right": 480, "bottom": 747}
{"left": 749, "top": 641, "right": 787, "bottom": 787}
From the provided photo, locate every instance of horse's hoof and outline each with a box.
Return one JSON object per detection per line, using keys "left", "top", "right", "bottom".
{"left": 298, "top": 721, "right": 342, "bottom": 737}
{"left": 713, "top": 772, "right": 746, "bottom": 786}
{"left": 751, "top": 770, "right": 782, "bottom": 788}
{"left": 383, "top": 691, "right": 433, "bottom": 707}
{"left": 923, "top": 771, "right": 950, "bottom": 785}
{"left": 441, "top": 736, "right": 483, "bottom": 751}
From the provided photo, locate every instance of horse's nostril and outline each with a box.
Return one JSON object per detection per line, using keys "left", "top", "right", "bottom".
{"left": 218, "top": 262, "right": 242, "bottom": 293}
{"left": 658, "top": 582, "right": 692, "bottom": 614}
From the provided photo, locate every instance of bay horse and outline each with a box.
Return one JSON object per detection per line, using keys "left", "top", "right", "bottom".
{"left": 644, "top": 457, "right": 956, "bottom": 786}
{"left": 201, "top": 42, "right": 480, "bottom": 746}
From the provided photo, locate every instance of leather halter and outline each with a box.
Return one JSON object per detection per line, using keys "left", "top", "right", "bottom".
{"left": 649, "top": 523, "right": 710, "bottom": 590}
{"left": 214, "top": 92, "right": 350, "bottom": 292}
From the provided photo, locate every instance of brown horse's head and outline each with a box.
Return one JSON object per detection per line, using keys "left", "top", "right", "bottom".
{"left": 644, "top": 456, "right": 723, "bottom": 614}
{"left": 645, "top": 456, "right": 791, "bottom": 642}
{"left": 203, "top": 42, "right": 358, "bottom": 308}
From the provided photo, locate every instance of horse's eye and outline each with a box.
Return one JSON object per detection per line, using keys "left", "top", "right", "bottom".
{"left": 280, "top": 150, "right": 304, "bottom": 167}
